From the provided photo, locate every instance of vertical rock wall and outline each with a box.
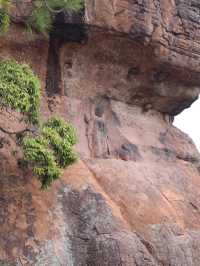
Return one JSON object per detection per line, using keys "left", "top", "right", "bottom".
{"left": 0, "top": 1, "right": 200, "bottom": 265}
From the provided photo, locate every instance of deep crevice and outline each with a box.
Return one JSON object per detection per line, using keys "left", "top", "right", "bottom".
{"left": 46, "top": 12, "right": 87, "bottom": 96}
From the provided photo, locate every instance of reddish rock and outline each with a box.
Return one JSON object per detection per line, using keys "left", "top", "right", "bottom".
{"left": 0, "top": 1, "right": 200, "bottom": 265}
{"left": 85, "top": 0, "right": 200, "bottom": 74}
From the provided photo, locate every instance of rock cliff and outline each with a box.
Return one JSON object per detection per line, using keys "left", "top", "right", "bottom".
{"left": 1, "top": 1, "right": 200, "bottom": 265}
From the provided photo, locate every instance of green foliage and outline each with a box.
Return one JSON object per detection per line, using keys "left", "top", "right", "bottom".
{"left": 47, "top": 0, "right": 83, "bottom": 12}
{"left": 22, "top": 116, "right": 77, "bottom": 190}
{"left": 0, "top": 0, "right": 83, "bottom": 36}
{"left": 26, "top": 5, "right": 52, "bottom": 37}
{"left": 0, "top": 0, "right": 11, "bottom": 10}
{"left": 0, "top": 0, "right": 11, "bottom": 34}
{"left": 22, "top": 135, "right": 60, "bottom": 190}
{"left": 0, "top": 60, "right": 78, "bottom": 190}
{"left": 27, "top": 0, "right": 83, "bottom": 36}
{"left": 0, "top": 60, "right": 40, "bottom": 124}
{"left": 0, "top": 10, "right": 9, "bottom": 34}
{"left": 42, "top": 116, "right": 77, "bottom": 166}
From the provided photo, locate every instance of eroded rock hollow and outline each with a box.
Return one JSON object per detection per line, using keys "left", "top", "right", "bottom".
{"left": 1, "top": 1, "right": 200, "bottom": 265}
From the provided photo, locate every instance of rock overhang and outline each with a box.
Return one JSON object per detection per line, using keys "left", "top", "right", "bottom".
{"left": 58, "top": 27, "right": 200, "bottom": 116}
{"left": 2, "top": 0, "right": 200, "bottom": 115}
{"left": 48, "top": 0, "right": 200, "bottom": 116}
{"left": 83, "top": 0, "right": 200, "bottom": 115}
{"left": 1, "top": 1, "right": 200, "bottom": 264}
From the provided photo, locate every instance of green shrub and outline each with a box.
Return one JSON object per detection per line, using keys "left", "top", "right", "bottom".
{"left": 22, "top": 116, "right": 77, "bottom": 190}
{"left": 0, "top": 0, "right": 11, "bottom": 34}
{"left": 0, "top": 59, "right": 78, "bottom": 189}
{"left": 0, "top": 60, "right": 40, "bottom": 125}
{"left": 0, "top": 10, "right": 9, "bottom": 34}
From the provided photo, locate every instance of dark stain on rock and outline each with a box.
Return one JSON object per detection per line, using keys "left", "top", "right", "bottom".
{"left": 57, "top": 186, "right": 120, "bottom": 265}
{"left": 96, "top": 120, "right": 107, "bottom": 135}
{"left": 86, "top": 237, "right": 122, "bottom": 266}
{"left": 118, "top": 143, "right": 142, "bottom": 161}
{"left": 159, "top": 130, "right": 169, "bottom": 144}
{"left": 127, "top": 66, "right": 141, "bottom": 81}
{"left": 46, "top": 12, "right": 87, "bottom": 96}
{"left": 0, "top": 259, "right": 16, "bottom": 266}
{"left": 151, "top": 69, "right": 170, "bottom": 83}
{"left": 95, "top": 106, "right": 104, "bottom": 117}
{"left": 151, "top": 146, "right": 176, "bottom": 160}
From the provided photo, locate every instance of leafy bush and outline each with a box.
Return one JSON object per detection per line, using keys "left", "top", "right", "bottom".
{"left": 0, "top": 60, "right": 40, "bottom": 124}
{"left": 0, "top": 59, "right": 78, "bottom": 189}
{"left": 0, "top": 0, "right": 10, "bottom": 34}
{"left": 0, "top": 10, "right": 9, "bottom": 34}
{"left": 42, "top": 116, "right": 77, "bottom": 167}
{"left": 0, "top": 0, "right": 11, "bottom": 9}
{"left": 22, "top": 117, "right": 77, "bottom": 189}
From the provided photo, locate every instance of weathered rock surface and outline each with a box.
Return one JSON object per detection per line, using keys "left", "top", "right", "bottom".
{"left": 1, "top": 1, "right": 200, "bottom": 265}
{"left": 85, "top": 0, "right": 200, "bottom": 74}
{"left": 2, "top": 95, "right": 200, "bottom": 265}
{"left": 84, "top": 0, "right": 200, "bottom": 114}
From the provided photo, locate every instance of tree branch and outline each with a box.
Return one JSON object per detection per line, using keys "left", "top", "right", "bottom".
{"left": 0, "top": 126, "right": 35, "bottom": 135}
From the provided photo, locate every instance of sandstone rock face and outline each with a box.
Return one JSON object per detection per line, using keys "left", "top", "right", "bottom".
{"left": 1, "top": 1, "right": 200, "bottom": 265}
{"left": 84, "top": 0, "right": 200, "bottom": 114}
{"left": 85, "top": 0, "right": 200, "bottom": 74}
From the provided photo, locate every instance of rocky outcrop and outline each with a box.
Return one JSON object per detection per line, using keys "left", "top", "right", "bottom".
{"left": 85, "top": 0, "right": 200, "bottom": 114}
{"left": 1, "top": 1, "right": 200, "bottom": 265}
{"left": 2, "top": 94, "right": 200, "bottom": 265}
{"left": 85, "top": 0, "right": 200, "bottom": 74}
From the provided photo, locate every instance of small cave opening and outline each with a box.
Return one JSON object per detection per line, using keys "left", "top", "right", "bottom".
{"left": 174, "top": 97, "right": 200, "bottom": 151}
{"left": 46, "top": 12, "right": 87, "bottom": 96}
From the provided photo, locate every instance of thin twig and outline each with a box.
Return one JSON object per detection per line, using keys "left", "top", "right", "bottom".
{"left": 0, "top": 126, "right": 35, "bottom": 135}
